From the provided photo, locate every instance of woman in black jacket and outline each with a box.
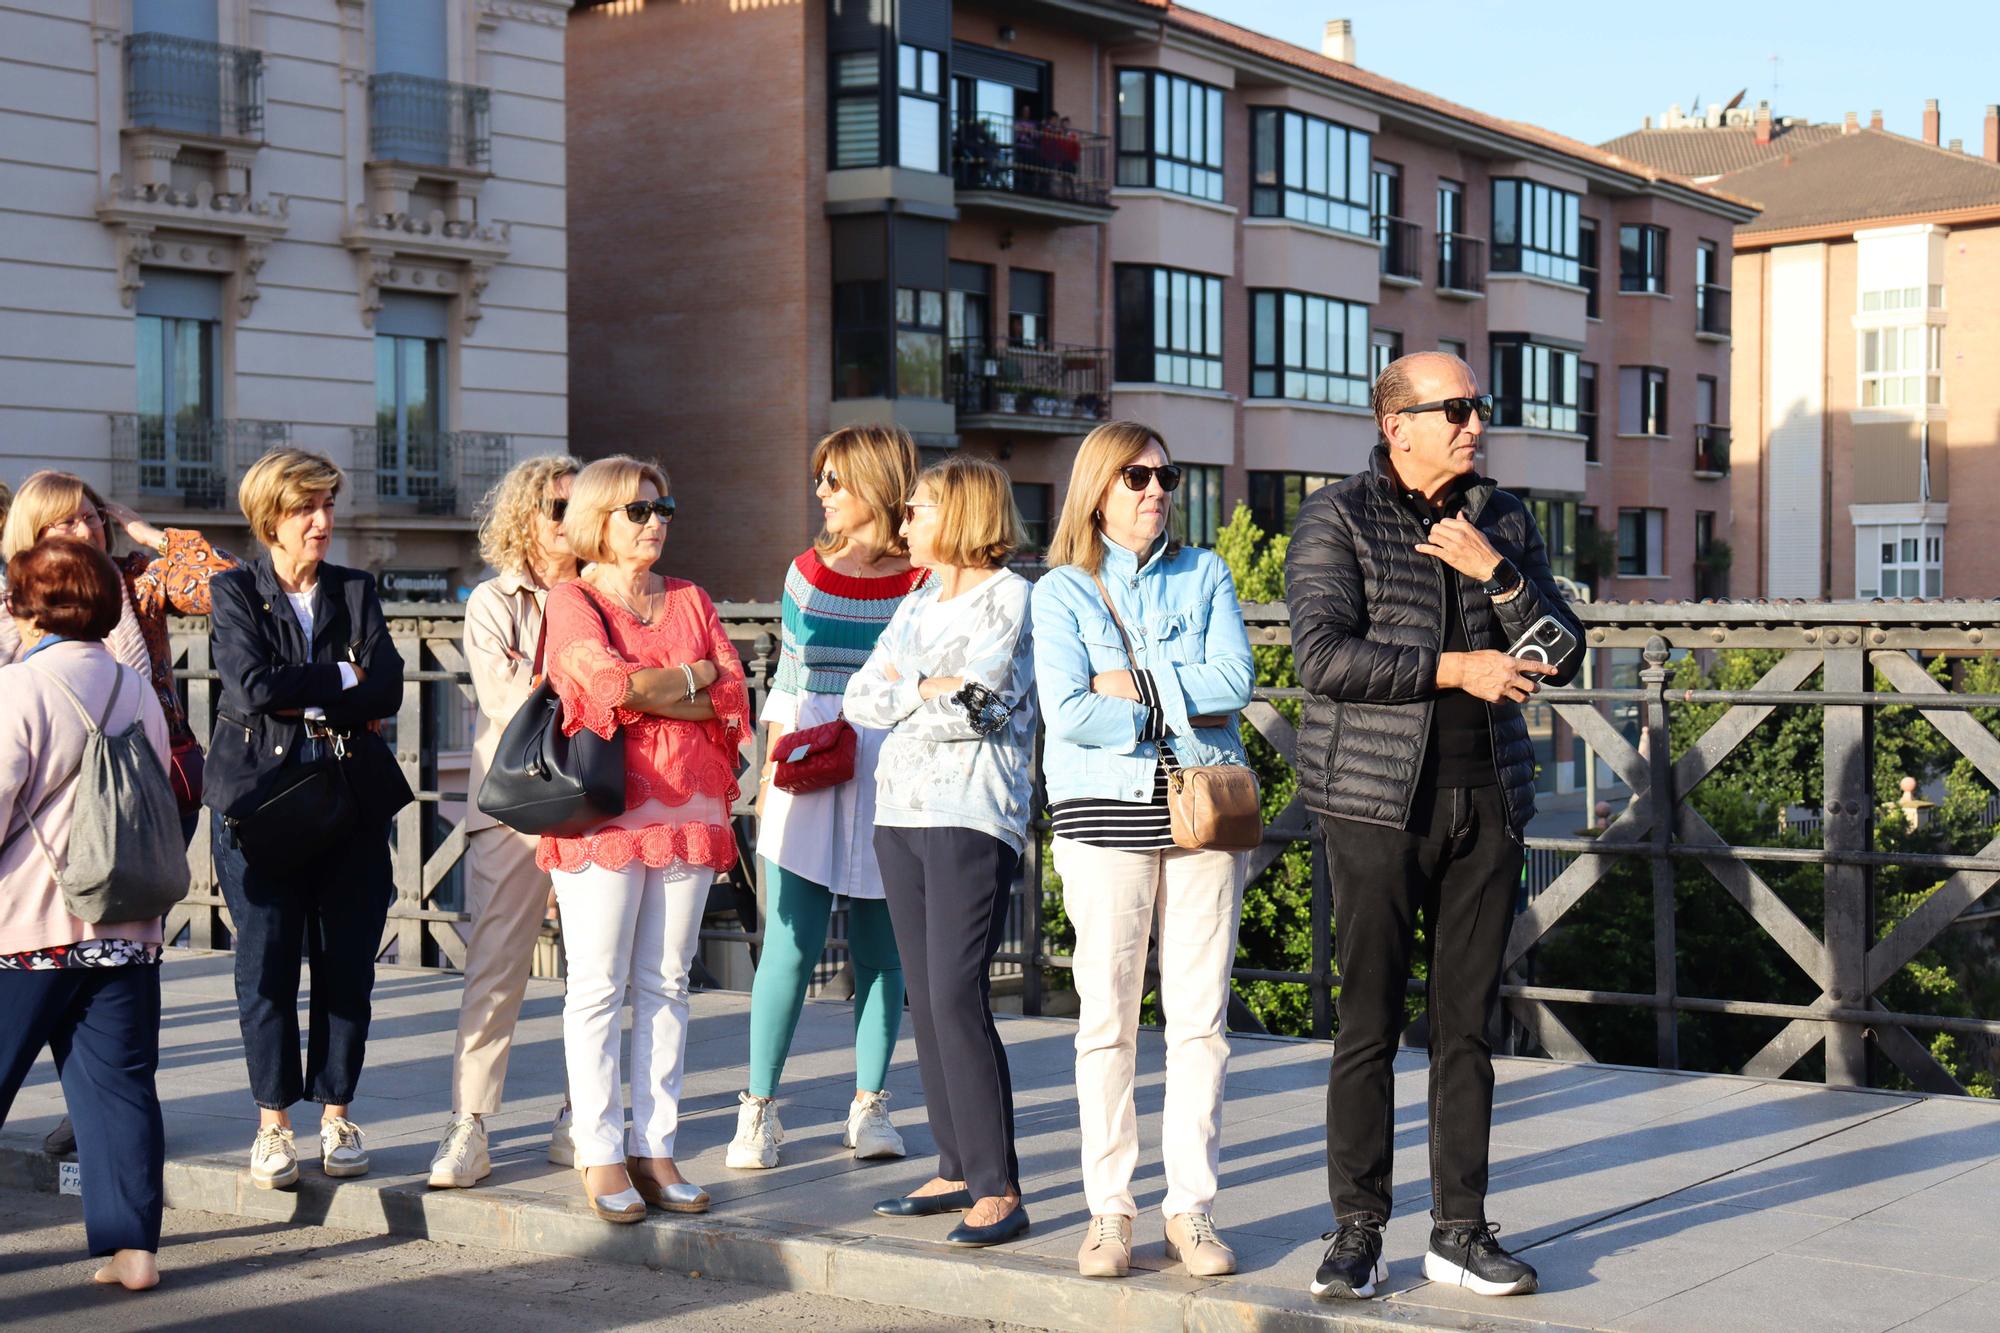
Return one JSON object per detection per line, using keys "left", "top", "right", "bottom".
{"left": 206, "top": 448, "right": 411, "bottom": 1192}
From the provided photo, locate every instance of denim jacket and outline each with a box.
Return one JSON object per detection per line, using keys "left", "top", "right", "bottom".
{"left": 1031, "top": 537, "right": 1254, "bottom": 805}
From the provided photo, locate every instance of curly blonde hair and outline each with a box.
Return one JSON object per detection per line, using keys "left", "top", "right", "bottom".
{"left": 476, "top": 454, "right": 580, "bottom": 576}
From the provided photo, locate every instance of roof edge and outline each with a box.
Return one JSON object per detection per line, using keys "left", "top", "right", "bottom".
{"left": 1736, "top": 201, "right": 2000, "bottom": 249}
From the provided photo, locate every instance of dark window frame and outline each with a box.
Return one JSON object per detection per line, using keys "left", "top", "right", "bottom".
{"left": 1491, "top": 177, "right": 1581, "bottom": 284}
{"left": 830, "top": 49, "right": 883, "bottom": 170}
{"left": 1619, "top": 223, "right": 1669, "bottom": 294}
{"left": 1578, "top": 360, "right": 1599, "bottom": 463}
{"left": 1579, "top": 217, "right": 1600, "bottom": 318}
{"left": 1115, "top": 68, "right": 1224, "bottom": 202}
{"left": 1172, "top": 463, "right": 1225, "bottom": 548}
{"left": 1249, "top": 289, "right": 1370, "bottom": 405}
{"left": 1489, "top": 334, "right": 1580, "bottom": 433}
{"left": 1114, "top": 263, "right": 1224, "bottom": 389}
{"left": 896, "top": 42, "right": 946, "bottom": 173}
{"left": 1248, "top": 105, "right": 1370, "bottom": 233}
{"left": 1617, "top": 506, "right": 1667, "bottom": 577}
{"left": 894, "top": 283, "right": 947, "bottom": 400}
{"left": 1618, "top": 364, "right": 1670, "bottom": 436}
{"left": 1248, "top": 470, "right": 1340, "bottom": 541}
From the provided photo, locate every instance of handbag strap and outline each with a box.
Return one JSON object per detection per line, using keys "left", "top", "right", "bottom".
{"left": 0, "top": 665, "right": 124, "bottom": 865}
{"left": 1088, "top": 571, "right": 1180, "bottom": 773}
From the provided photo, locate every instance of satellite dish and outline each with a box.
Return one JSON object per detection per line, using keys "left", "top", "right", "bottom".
{"left": 1723, "top": 88, "right": 1747, "bottom": 111}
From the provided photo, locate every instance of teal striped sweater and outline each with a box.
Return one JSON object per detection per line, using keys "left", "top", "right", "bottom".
{"left": 771, "top": 548, "right": 928, "bottom": 699}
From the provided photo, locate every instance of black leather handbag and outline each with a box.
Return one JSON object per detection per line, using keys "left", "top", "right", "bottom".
{"left": 477, "top": 593, "right": 626, "bottom": 837}
{"left": 224, "top": 741, "right": 359, "bottom": 871}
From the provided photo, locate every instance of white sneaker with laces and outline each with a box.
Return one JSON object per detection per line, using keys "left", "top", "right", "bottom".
{"left": 843, "top": 1090, "right": 906, "bottom": 1160}
{"left": 428, "top": 1114, "right": 491, "bottom": 1189}
{"left": 250, "top": 1124, "right": 298, "bottom": 1190}
{"left": 546, "top": 1102, "right": 575, "bottom": 1167}
{"left": 725, "top": 1092, "right": 783, "bottom": 1170}
{"left": 320, "top": 1116, "right": 370, "bottom": 1178}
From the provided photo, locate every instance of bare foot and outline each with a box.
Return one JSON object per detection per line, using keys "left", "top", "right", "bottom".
{"left": 964, "top": 1192, "right": 1021, "bottom": 1227}
{"left": 909, "top": 1176, "right": 967, "bottom": 1198}
{"left": 627, "top": 1156, "right": 688, "bottom": 1189}
{"left": 91, "top": 1249, "right": 158, "bottom": 1291}
{"left": 583, "top": 1163, "right": 634, "bottom": 1197}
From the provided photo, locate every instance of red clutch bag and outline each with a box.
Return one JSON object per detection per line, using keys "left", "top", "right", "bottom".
{"left": 771, "top": 716, "right": 857, "bottom": 794}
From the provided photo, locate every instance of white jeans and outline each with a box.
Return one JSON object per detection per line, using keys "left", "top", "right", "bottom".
{"left": 553, "top": 858, "right": 714, "bottom": 1166}
{"left": 1055, "top": 837, "right": 1245, "bottom": 1220}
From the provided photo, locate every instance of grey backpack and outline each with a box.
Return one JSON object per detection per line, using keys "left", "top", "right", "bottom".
{"left": 23, "top": 666, "right": 190, "bottom": 923}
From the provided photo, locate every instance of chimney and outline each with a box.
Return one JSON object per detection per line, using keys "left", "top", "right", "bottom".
{"left": 1843, "top": 111, "right": 1858, "bottom": 134}
{"left": 1949, "top": 138, "right": 1964, "bottom": 153}
{"left": 1754, "top": 101, "right": 1772, "bottom": 147}
{"left": 1923, "top": 98, "right": 1940, "bottom": 145}
{"left": 1869, "top": 109, "right": 1884, "bottom": 130}
{"left": 1985, "top": 105, "right": 1998, "bottom": 163}
{"left": 1321, "top": 19, "right": 1355, "bottom": 64}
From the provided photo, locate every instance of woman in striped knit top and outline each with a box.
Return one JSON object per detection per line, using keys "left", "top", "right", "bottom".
{"left": 728, "top": 425, "right": 927, "bottom": 1171}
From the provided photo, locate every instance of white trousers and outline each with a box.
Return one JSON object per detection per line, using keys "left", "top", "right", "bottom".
{"left": 1054, "top": 837, "right": 1245, "bottom": 1220}
{"left": 552, "top": 858, "right": 713, "bottom": 1166}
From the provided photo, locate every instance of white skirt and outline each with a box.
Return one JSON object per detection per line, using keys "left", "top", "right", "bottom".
{"left": 756, "top": 688, "right": 888, "bottom": 900}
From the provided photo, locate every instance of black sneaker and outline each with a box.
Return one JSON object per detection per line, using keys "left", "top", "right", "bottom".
{"left": 1423, "top": 1221, "right": 1538, "bottom": 1296}
{"left": 1309, "top": 1220, "right": 1386, "bottom": 1300}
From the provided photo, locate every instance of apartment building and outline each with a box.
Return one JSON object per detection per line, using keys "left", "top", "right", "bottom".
{"left": 1, "top": 0, "right": 571, "bottom": 592}
{"left": 1605, "top": 101, "right": 2000, "bottom": 600}
{"left": 571, "top": 2, "right": 1752, "bottom": 639}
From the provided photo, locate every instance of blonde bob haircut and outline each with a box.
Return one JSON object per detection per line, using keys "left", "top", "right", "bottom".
{"left": 914, "top": 454, "right": 1025, "bottom": 570}
{"left": 1045, "top": 420, "right": 1181, "bottom": 575}
{"left": 562, "top": 454, "right": 670, "bottom": 566}
{"left": 1, "top": 470, "right": 109, "bottom": 562}
{"left": 476, "top": 453, "right": 580, "bottom": 576}
{"left": 811, "top": 424, "right": 917, "bottom": 560}
{"left": 238, "top": 448, "right": 344, "bottom": 548}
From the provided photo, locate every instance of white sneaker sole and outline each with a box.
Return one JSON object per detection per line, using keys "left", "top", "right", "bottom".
{"left": 844, "top": 1130, "right": 906, "bottom": 1160}
{"left": 427, "top": 1157, "right": 492, "bottom": 1189}
{"left": 251, "top": 1161, "right": 299, "bottom": 1191}
{"left": 322, "top": 1157, "right": 371, "bottom": 1179}
{"left": 1310, "top": 1259, "right": 1386, "bottom": 1299}
{"left": 1422, "top": 1250, "right": 1536, "bottom": 1296}
{"left": 725, "top": 1143, "right": 779, "bottom": 1170}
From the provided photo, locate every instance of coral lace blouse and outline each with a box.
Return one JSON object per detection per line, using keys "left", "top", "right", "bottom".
{"left": 536, "top": 578, "right": 750, "bottom": 875}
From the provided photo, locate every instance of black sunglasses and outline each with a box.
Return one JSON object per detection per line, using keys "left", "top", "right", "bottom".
{"left": 1118, "top": 464, "right": 1183, "bottom": 493}
{"left": 813, "top": 468, "right": 842, "bottom": 493}
{"left": 618, "top": 497, "right": 677, "bottom": 524}
{"left": 1397, "top": 394, "right": 1493, "bottom": 426}
{"left": 544, "top": 498, "right": 568, "bottom": 523}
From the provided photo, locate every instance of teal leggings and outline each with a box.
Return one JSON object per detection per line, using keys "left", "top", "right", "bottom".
{"left": 747, "top": 860, "right": 903, "bottom": 1098}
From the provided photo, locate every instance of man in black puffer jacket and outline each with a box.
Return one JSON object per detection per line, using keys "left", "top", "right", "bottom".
{"left": 1288, "top": 352, "right": 1581, "bottom": 1304}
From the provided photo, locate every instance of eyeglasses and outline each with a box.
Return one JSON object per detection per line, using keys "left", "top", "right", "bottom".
{"left": 544, "top": 498, "right": 568, "bottom": 523}
{"left": 813, "top": 469, "right": 842, "bottom": 493}
{"left": 1118, "top": 464, "right": 1183, "bottom": 493}
{"left": 618, "top": 497, "right": 677, "bottom": 524}
{"left": 1396, "top": 395, "right": 1493, "bottom": 426}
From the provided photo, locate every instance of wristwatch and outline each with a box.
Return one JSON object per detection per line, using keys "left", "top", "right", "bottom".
{"left": 1480, "top": 558, "right": 1523, "bottom": 598}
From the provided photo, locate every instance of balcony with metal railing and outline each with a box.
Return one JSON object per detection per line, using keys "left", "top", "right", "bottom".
{"left": 367, "top": 73, "right": 492, "bottom": 173}
{"left": 950, "top": 113, "right": 1113, "bottom": 225}
{"left": 1374, "top": 215, "right": 1422, "bottom": 283}
{"left": 1697, "top": 282, "right": 1732, "bottom": 340}
{"left": 124, "top": 32, "right": 265, "bottom": 142}
{"left": 949, "top": 339, "right": 1110, "bottom": 434}
{"left": 346, "top": 427, "right": 511, "bottom": 519}
{"left": 1437, "top": 231, "right": 1485, "bottom": 296}
{"left": 108, "top": 414, "right": 289, "bottom": 511}
{"left": 1695, "top": 422, "right": 1731, "bottom": 476}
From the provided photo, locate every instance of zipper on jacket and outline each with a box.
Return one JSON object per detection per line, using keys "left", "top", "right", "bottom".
{"left": 1454, "top": 570, "right": 1525, "bottom": 846}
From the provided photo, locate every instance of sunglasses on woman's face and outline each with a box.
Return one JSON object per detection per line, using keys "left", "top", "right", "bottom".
{"left": 1118, "top": 464, "right": 1183, "bottom": 493}
{"left": 1397, "top": 394, "right": 1494, "bottom": 426}
{"left": 544, "top": 498, "right": 568, "bottom": 523}
{"left": 618, "top": 497, "right": 676, "bottom": 524}
{"left": 813, "top": 469, "right": 842, "bottom": 493}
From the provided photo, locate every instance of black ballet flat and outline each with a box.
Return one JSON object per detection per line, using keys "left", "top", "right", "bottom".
{"left": 946, "top": 1205, "right": 1030, "bottom": 1248}
{"left": 874, "top": 1188, "right": 974, "bottom": 1218}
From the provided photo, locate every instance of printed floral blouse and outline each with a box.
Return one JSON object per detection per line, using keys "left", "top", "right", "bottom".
{"left": 537, "top": 578, "right": 750, "bottom": 875}
{"left": 119, "top": 529, "right": 236, "bottom": 744}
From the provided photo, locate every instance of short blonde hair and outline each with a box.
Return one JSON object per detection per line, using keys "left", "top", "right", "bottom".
{"left": 1046, "top": 421, "right": 1180, "bottom": 575}
{"left": 563, "top": 454, "right": 669, "bottom": 566}
{"left": 238, "top": 447, "right": 344, "bottom": 547}
{"left": 812, "top": 425, "right": 917, "bottom": 560}
{"left": 1, "top": 470, "right": 109, "bottom": 562}
{"left": 914, "top": 455, "right": 1024, "bottom": 569}
{"left": 476, "top": 453, "right": 580, "bottom": 576}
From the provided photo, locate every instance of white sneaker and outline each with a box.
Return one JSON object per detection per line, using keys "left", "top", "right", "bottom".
{"left": 843, "top": 1090, "right": 906, "bottom": 1160}
{"left": 320, "top": 1116, "right": 370, "bottom": 1178}
{"left": 428, "top": 1115, "right": 491, "bottom": 1189}
{"left": 546, "top": 1102, "right": 575, "bottom": 1167}
{"left": 725, "top": 1092, "right": 783, "bottom": 1170}
{"left": 249, "top": 1124, "right": 298, "bottom": 1190}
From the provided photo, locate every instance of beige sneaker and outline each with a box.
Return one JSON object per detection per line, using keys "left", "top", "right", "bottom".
{"left": 319, "top": 1116, "right": 370, "bottom": 1178}
{"left": 842, "top": 1090, "right": 906, "bottom": 1160}
{"left": 725, "top": 1092, "right": 783, "bottom": 1170}
{"left": 428, "top": 1114, "right": 491, "bottom": 1189}
{"left": 1166, "top": 1211, "right": 1237, "bottom": 1277}
{"left": 249, "top": 1124, "right": 298, "bottom": 1190}
{"left": 1078, "top": 1213, "right": 1133, "bottom": 1278}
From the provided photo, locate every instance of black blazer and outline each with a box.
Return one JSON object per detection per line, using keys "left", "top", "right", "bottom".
{"left": 204, "top": 555, "right": 413, "bottom": 825}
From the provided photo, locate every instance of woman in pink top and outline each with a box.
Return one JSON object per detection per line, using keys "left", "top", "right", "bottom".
{"left": 0, "top": 539, "right": 172, "bottom": 1292}
{"left": 540, "top": 455, "right": 749, "bottom": 1223}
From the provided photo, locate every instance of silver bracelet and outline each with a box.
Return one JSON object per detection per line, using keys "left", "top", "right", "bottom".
{"left": 679, "top": 662, "right": 698, "bottom": 701}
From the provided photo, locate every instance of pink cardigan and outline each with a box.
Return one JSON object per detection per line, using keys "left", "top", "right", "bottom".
{"left": 0, "top": 640, "right": 171, "bottom": 954}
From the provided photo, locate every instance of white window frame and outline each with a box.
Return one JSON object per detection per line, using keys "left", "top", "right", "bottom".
{"left": 1856, "top": 520, "right": 1944, "bottom": 599}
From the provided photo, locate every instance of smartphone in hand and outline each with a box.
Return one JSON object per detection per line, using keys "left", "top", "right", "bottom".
{"left": 1506, "top": 615, "right": 1579, "bottom": 670}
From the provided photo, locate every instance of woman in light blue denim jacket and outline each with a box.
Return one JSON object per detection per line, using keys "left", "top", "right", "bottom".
{"left": 1030, "top": 422, "right": 1254, "bottom": 1282}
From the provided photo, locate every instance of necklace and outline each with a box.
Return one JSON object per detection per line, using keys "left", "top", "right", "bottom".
{"left": 596, "top": 574, "right": 660, "bottom": 626}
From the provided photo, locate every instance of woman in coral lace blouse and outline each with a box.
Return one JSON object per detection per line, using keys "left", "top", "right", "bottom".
{"left": 540, "top": 455, "right": 748, "bottom": 1224}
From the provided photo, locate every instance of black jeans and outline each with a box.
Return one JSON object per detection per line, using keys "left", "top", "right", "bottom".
{"left": 214, "top": 818, "right": 394, "bottom": 1110}
{"left": 1322, "top": 784, "right": 1523, "bottom": 1225}
{"left": 0, "top": 965, "right": 164, "bottom": 1255}
{"left": 874, "top": 824, "right": 1021, "bottom": 1201}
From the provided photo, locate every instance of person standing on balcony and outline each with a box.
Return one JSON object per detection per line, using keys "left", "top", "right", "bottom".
{"left": 1287, "top": 352, "right": 1580, "bottom": 1302}
{"left": 845, "top": 456, "right": 1038, "bottom": 1248}
{"left": 429, "top": 454, "right": 582, "bottom": 1189}
{"left": 1032, "top": 421, "right": 1255, "bottom": 1282}
{"left": 728, "top": 426, "right": 926, "bottom": 1173}
{"left": 539, "top": 456, "right": 749, "bottom": 1223}
{"left": 205, "top": 448, "right": 412, "bottom": 1192}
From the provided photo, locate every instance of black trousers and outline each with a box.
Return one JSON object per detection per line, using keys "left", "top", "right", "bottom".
{"left": 874, "top": 824, "right": 1021, "bottom": 1201}
{"left": 1322, "top": 784, "right": 1522, "bottom": 1225}
{"left": 214, "top": 819, "right": 394, "bottom": 1110}
{"left": 0, "top": 965, "right": 165, "bottom": 1256}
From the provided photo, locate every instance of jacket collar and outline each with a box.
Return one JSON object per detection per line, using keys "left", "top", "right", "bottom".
{"left": 493, "top": 566, "right": 538, "bottom": 597}
{"left": 248, "top": 554, "right": 344, "bottom": 652}
{"left": 1368, "top": 444, "right": 1496, "bottom": 522}
{"left": 1098, "top": 532, "right": 1174, "bottom": 580}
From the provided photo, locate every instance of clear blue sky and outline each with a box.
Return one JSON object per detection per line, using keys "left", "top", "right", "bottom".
{"left": 1184, "top": 0, "right": 1996, "bottom": 149}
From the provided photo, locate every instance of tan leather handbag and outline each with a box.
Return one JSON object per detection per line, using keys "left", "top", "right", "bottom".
{"left": 1088, "top": 573, "right": 1264, "bottom": 853}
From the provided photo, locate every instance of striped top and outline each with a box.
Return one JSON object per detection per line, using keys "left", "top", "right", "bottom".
{"left": 772, "top": 548, "right": 928, "bottom": 698}
{"left": 1049, "top": 669, "right": 1178, "bottom": 850}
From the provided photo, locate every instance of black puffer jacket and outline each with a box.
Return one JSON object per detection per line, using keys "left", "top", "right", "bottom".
{"left": 1284, "top": 445, "right": 1582, "bottom": 835}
